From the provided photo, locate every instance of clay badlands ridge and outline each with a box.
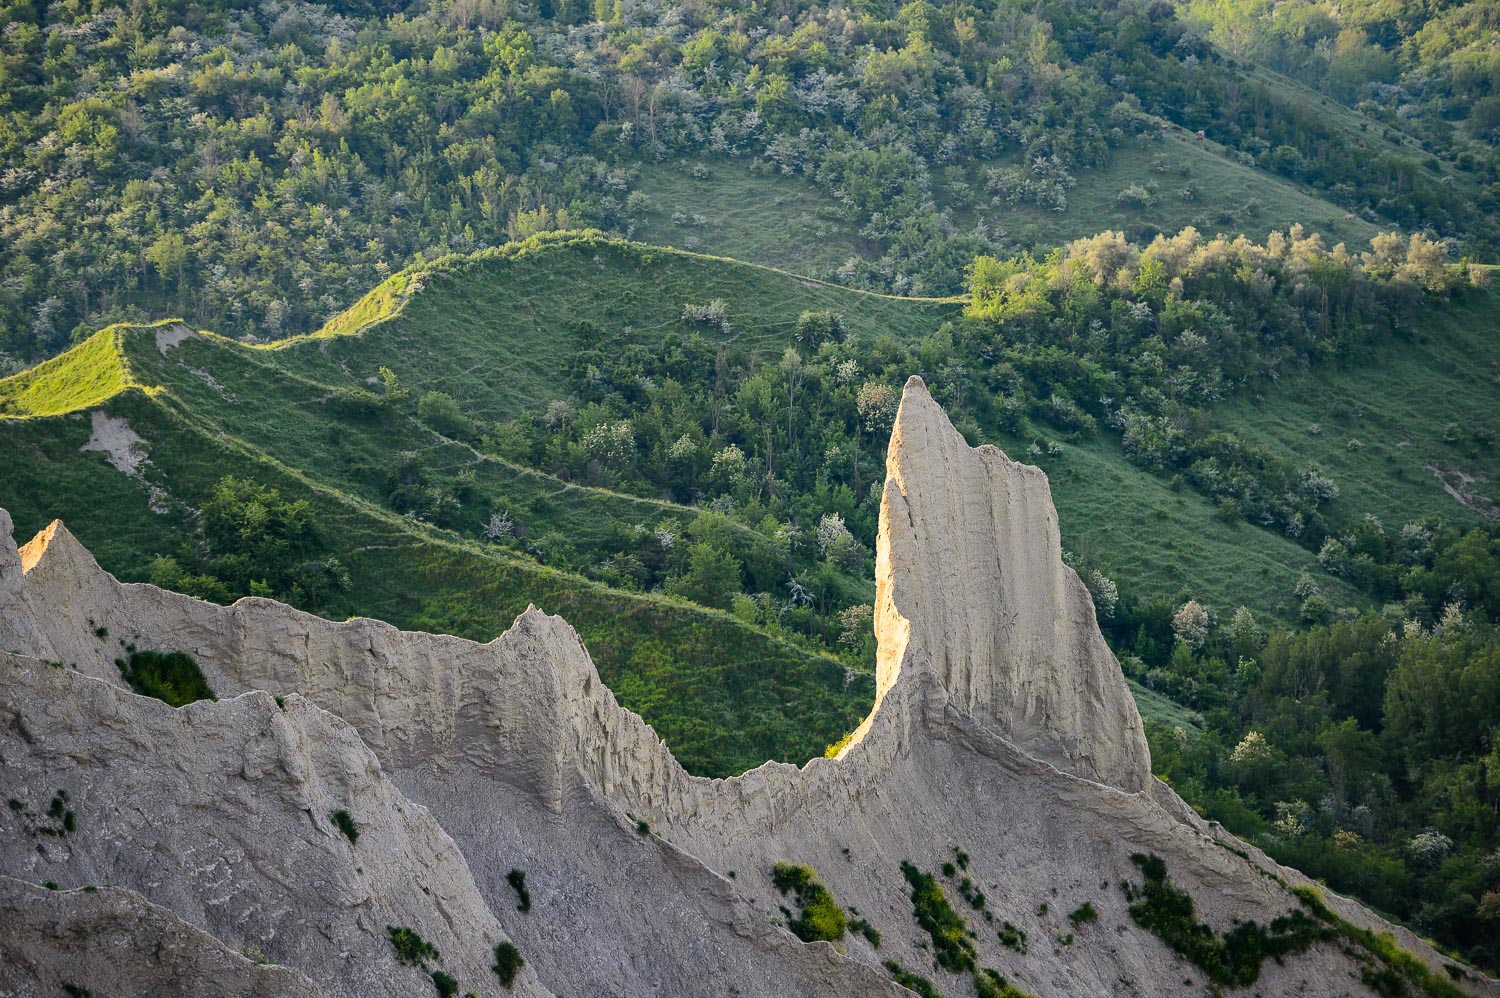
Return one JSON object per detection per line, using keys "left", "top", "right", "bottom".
{"left": 1, "top": 378, "right": 1493, "bottom": 997}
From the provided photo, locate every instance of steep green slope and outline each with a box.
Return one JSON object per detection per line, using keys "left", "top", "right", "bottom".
{"left": 0, "top": 327, "right": 134, "bottom": 417}
{"left": 245, "top": 235, "right": 1342, "bottom": 616}
{"left": 266, "top": 233, "right": 959, "bottom": 419}
{"left": 1214, "top": 292, "right": 1500, "bottom": 531}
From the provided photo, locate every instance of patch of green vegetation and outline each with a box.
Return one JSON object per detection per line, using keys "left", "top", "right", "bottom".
{"left": 115, "top": 650, "right": 216, "bottom": 708}
{"left": 1292, "top": 885, "right": 1469, "bottom": 998}
{"left": 1212, "top": 292, "right": 1500, "bottom": 531}
{"left": 492, "top": 941, "right": 524, "bottom": 989}
{"left": 269, "top": 235, "right": 957, "bottom": 423}
{"left": 630, "top": 161, "right": 869, "bottom": 279}
{"left": 948, "top": 139, "right": 1380, "bottom": 254}
{"left": 386, "top": 925, "right": 440, "bottom": 968}
{"left": 973, "top": 968, "right": 1039, "bottom": 998}
{"left": 770, "top": 862, "right": 846, "bottom": 944}
{"left": 429, "top": 970, "right": 458, "bottom": 998}
{"left": 1122, "top": 853, "right": 1332, "bottom": 987}
{"left": 1069, "top": 901, "right": 1099, "bottom": 926}
{"left": 899, "top": 861, "right": 977, "bottom": 973}
{"left": 882, "top": 960, "right": 943, "bottom": 998}
{"left": 506, "top": 869, "right": 531, "bottom": 913}
{"left": 330, "top": 809, "right": 359, "bottom": 844}
{"left": 998, "top": 920, "right": 1029, "bottom": 954}
{"left": 848, "top": 915, "right": 881, "bottom": 948}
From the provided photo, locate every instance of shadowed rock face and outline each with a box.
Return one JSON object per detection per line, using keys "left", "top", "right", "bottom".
{"left": 874, "top": 376, "right": 1152, "bottom": 791}
{"left": 0, "top": 387, "right": 1493, "bottom": 998}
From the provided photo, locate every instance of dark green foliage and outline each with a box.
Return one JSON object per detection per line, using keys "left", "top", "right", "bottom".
{"left": 900, "top": 861, "right": 977, "bottom": 973}
{"left": 116, "top": 650, "right": 216, "bottom": 708}
{"left": 430, "top": 970, "right": 458, "bottom": 998}
{"left": 330, "top": 809, "right": 359, "bottom": 844}
{"left": 386, "top": 925, "right": 440, "bottom": 968}
{"left": 998, "top": 921, "right": 1029, "bottom": 954}
{"left": 974, "top": 969, "right": 1038, "bottom": 998}
{"left": 635, "top": 818, "right": 652, "bottom": 836}
{"left": 492, "top": 942, "right": 524, "bottom": 988}
{"left": 849, "top": 916, "right": 881, "bottom": 947}
{"left": 770, "top": 862, "right": 845, "bottom": 943}
{"left": 1068, "top": 902, "right": 1099, "bottom": 926}
{"left": 882, "top": 960, "right": 943, "bottom": 998}
{"left": 1122, "top": 854, "right": 1331, "bottom": 987}
{"left": 507, "top": 869, "right": 531, "bottom": 913}
{"left": 62, "top": 985, "right": 89, "bottom": 998}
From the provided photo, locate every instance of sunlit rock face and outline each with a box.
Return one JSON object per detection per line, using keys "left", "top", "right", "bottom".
{"left": 872, "top": 376, "right": 1153, "bottom": 792}
{"left": 1, "top": 386, "right": 1490, "bottom": 998}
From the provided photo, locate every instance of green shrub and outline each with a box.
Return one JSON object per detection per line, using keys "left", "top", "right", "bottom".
{"left": 770, "top": 862, "right": 846, "bottom": 943}
{"left": 974, "top": 968, "right": 1039, "bottom": 998}
{"left": 849, "top": 916, "right": 881, "bottom": 947}
{"left": 330, "top": 809, "right": 359, "bottom": 844}
{"left": 507, "top": 869, "right": 531, "bottom": 912}
{"left": 492, "top": 941, "right": 524, "bottom": 988}
{"left": 882, "top": 960, "right": 943, "bottom": 998}
{"left": 900, "top": 861, "right": 976, "bottom": 972}
{"left": 430, "top": 970, "right": 458, "bottom": 998}
{"left": 116, "top": 650, "right": 216, "bottom": 707}
{"left": 1123, "top": 854, "right": 1330, "bottom": 986}
{"left": 1069, "top": 901, "right": 1099, "bottom": 926}
{"left": 386, "top": 925, "right": 439, "bottom": 967}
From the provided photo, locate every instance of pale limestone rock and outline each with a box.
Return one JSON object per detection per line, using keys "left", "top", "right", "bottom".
{"left": 870, "top": 375, "right": 1152, "bottom": 790}
{"left": 0, "top": 876, "right": 326, "bottom": 997}
{"left": 0, "top": 381, "right": 1494, "bottom": 997}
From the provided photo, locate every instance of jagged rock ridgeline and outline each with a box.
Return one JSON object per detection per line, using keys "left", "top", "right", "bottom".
{"left": 2, "top": 381, "right": 1494, "bottom": 997}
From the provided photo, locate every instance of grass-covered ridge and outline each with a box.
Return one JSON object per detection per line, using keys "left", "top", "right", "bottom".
{"left": 0, "top": 326, "right": 135, "bottom": 417}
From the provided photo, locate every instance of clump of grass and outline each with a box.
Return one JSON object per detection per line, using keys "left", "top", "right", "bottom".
{"left": 882, "top": 960, "right": 943, "bottom": 998}
{"left": 1069, "top": 901, "right": 1099, "bottom": 926}
{"left": 999, "top": 920, "right": 1029, "bottom": 954}
{"left": 492, "top": 941, "right": 524, "bottom": 988}
{"left": 115, "top": 650, "right": 216, "bottom": 707}
{"left": 430, "top": 970, "right": 458, "bottom": 998}
{"left": 849, "top": 915, "right": 881, "bottom": 947}
{"left": 900, "top": 861, "right": 976, "bottom": 972}
{"left": 770, "top": 861, "right": 846, "bottom": 943}
{"left": 330, "top": 809, "right": 359, "bottom": 844}
{"left": 507, "top": 869, "right": 531, "bottom": 912}
{"left": 974, "top": 968, "right": 1039, "bottom": 998}
{"left": 386, "top": 925, "right": 439, "bottom": 967}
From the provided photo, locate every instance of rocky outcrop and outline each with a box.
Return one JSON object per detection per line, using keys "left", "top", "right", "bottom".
{"left": 867, "top": 376, "right": 1151, "bottom": 791}
{"left": 1, "top": 382, "right": 1493, "bottom": 997}
{"left": 0, "top": 876, "right": 326, "bottom": 998}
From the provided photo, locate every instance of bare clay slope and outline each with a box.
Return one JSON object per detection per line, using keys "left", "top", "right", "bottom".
{"left": 1, "top": 381, "right": 1493, "bottom": 997}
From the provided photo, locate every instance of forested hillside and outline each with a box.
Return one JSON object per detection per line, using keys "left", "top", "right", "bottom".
{"left": 2, "top": 0, "right": 1495, "bottom": 365}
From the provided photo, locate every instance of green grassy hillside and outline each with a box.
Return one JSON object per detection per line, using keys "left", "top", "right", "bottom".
{"left": 2, "top": 236, "right": 1493, "bottom": 774}
{"left": 1213, "top": 293, "right": 1500, "bottom": 531}
{"left": 627, "top": 133, "right": 1384, "bottom": 287}
{"left": 269, "top": 233, "right": 958, "bottom": 420}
